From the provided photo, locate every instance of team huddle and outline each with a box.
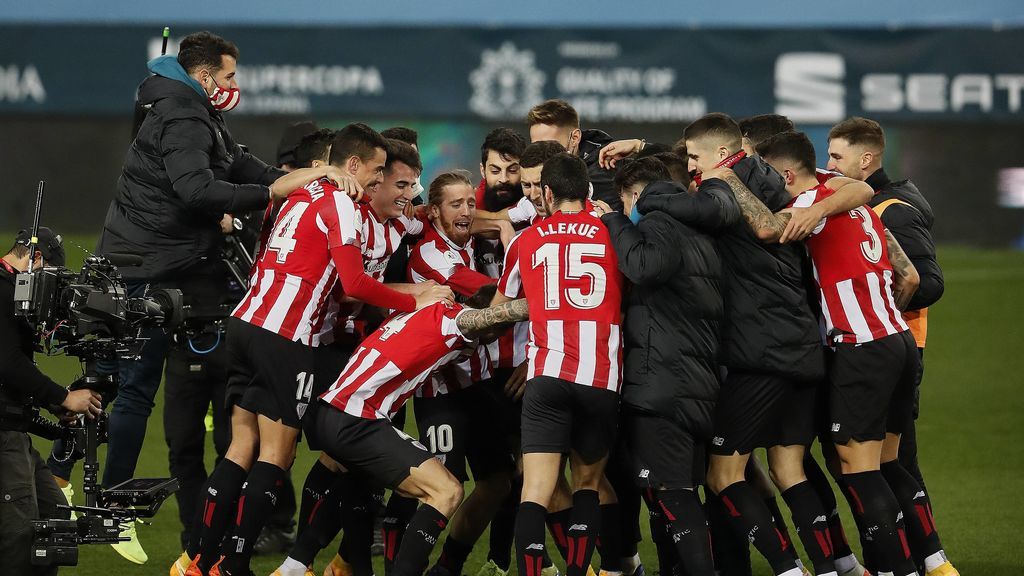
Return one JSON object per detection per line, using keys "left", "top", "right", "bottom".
{"left": 175, "top": 99, "right": 956, "bottom": 576}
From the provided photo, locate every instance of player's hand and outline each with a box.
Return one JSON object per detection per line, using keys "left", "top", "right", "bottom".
{"left": 219, "top": 214, "right": 235, "bottom": 234}
{"left": 778, "top": 205, "right": 825, "bottom": 243}
{"left": 504, "top": 362, "right": 529, "bottom": 401}
{"left": 496, "top": 220, "right": 515, "bottom": 248}
{"left": 322, "top": 166, "right": 364, "bottom": 201}
{"left": 599, "top": 139, "right": 644, "bottom": 170}
{"left": 62, "top": 389, "right": 102, "bottom": 419}
{"left": 414, "top": 283, "right": 455, "bottom": 310}
{"left": 592, "top": 200, "right": 614, "bottom": 218}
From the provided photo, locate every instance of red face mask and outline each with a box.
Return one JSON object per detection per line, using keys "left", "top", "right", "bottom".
{"left": 207, "top": 77, "right": 240, "bottom": 112}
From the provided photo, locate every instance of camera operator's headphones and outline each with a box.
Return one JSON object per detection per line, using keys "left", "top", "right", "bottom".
{"left": 15, "top": 227, "right": 65, "bottom": 267}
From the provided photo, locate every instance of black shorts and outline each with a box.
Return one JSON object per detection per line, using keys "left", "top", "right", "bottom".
{"left": 520, "top": 376, "right": 620, "bottom": 464}
{"left": 414, "top": 384, "right": 515, "bottom": 482}
{"left": 303, "top": 341, "right": 355, "bottom": 451}
{"left": 224, "top": 317, "right": 316, "bottom": 429}
{"left": 710, "top": 372, "right": 816, "bottom": 455}
{"left": 828, "top": 331, "right": 918, "bottom": 444}
{"left": 623, "top": 409, "right": 705, "bottom": 490}
{"left": 314, "top": 405, "right": 433, "bottom": 489}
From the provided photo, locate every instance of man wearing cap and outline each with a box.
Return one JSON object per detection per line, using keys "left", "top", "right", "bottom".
{"left": 1, "top": 228, "right": 103, "bottom": 575}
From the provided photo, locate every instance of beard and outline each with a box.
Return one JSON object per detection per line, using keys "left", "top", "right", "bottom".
{"left": 483, "top": 182, "right": 523, "bottom": 211}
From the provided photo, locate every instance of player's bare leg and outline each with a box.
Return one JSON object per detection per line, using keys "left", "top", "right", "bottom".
{"left": 835, "top": 438, "right": 919, "bottom": 576}
{"left": 879, "top": 434, "right": 957, "bottom": 576}
{"left": 708, "top": 451, "right": 800, "bottom": 576}
{"left": 216, "top": 416, "right": 300, "bottom": 574}
{"left": 189, "top": 405, "right": 259, "bottom": 573}
{"left": 768, "top": 444, "right": 838, "bottom": 576}
{"left": 387, "top": 457, "right": 464, "bottom": 576}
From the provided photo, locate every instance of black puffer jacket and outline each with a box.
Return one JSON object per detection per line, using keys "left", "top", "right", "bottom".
{"left": 97, "top": 75, "right": 282, "bottom": 282}
{"left": 641, "top": 155, "right": 824, "bottom": 383}
{"left": 578, "top": 128, "right": 619, "bottom": 211}
{"left": 602, "top": 181, "right": 727, "bottom": 437}
{"left": 866, "top": 169, "right": 943, "bottom": 311}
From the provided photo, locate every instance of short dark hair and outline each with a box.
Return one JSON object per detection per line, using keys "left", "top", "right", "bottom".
{"left": 756, "top": 131, "right": 817, "bottom": 176}
{"left": 428, "top": 170, "right": 474, "bottom": 207}
{"left": 520, "top": 140, "right": 566, "bottom": 170}
{"left": 683, "top": 112, "right": 742, "bottom": 151}
{"left": 292, "top": 128, "right": 334, "bottom": 169}
{"left": 177, "top": 31, "right": 240, "bottom": 75}
{"left": 464, "top": 284, "right": 498, "bottom": 309}
{"left": 541, "top": 153, "right": 589, "bottom": 202}
{"left": 828, "top": 117, "right": 885, "bottom": 153}
{"left": 526, "top": 99, "right": 580, "bottom": 128}
{"left": 329, "top": 123, "right": 388, "bottom": 166}
{"left": 384, "top": 138, "right": 423, "bottom": 175}
{"left": 480, "top": 127, "right": 527, "bottom": 165}
{"left": 739, "top": 114, "right": 795, "bottom": 150}
{"left": 381, "top": 126, "right": 418, "bottom": 147}
{"left": 651, "top": 152, "right": 691, "bottom": 187}
{"left": 614, "top": 157, "right": 671, "bottom": 194}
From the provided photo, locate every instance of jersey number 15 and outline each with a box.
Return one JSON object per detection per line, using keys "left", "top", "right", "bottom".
{"left": 532, "top": 243, "right": 607, "bottom": 311}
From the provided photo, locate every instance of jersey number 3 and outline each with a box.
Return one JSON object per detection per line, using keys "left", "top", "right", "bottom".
{"left": 532, "top": 243, "right": 607, "bottom": 310}
{"left": 848, "top": 206, "right": 882, "bottom": 263}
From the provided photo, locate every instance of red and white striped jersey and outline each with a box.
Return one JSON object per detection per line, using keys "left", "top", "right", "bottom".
{"left": 498, "top": 209, "right": 624, "bottom": 391}
{"left": 408, "top": 223, "right": 493, "bottom": 397}
{"left": 318, "top": 204, "right": 426, "bottom": 341}
{"left": 320, "top": 302, "right": 474, "bottom": 419}
{"left": 232, "top": 178, "right": 357, "bottom": 344}
{"left": 791, "top": 183, "right": 909, "bottom": 345}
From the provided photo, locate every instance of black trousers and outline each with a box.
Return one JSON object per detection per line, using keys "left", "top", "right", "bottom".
{"left": 163, "top": 334, "right": 300, "bottom": 548}
{"left": 0, "top": 430, "right": 69, "bottom": 576}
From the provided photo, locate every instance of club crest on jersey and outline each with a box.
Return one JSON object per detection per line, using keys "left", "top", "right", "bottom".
{"left": 536, "top": 222, "right": 599, "bottom": 239}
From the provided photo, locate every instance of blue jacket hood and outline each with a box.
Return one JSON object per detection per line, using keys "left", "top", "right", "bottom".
{"left": 146, "top": 55, "right": 207, "bottom": 99}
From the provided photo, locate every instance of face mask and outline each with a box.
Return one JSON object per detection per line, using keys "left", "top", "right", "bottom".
{"left": 629, "top": 204, "right": 642, "bottom": 224}
{"left": 206, "top": 75, "right": 240, "bottom": 112}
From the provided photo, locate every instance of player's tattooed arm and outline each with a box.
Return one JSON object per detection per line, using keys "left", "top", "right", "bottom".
{"left": 715, "top": 168, "right": 791, "bottom": 243}
{"left": 885, "top": 229, "right": 920, "bottom": 310}
{"left": 457, "top": 298, "right": 529, "bottom": 340}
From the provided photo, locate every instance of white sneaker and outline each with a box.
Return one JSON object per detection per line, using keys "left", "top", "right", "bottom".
{"left": 111, "top": 520, "right": 148, "bottom": 564}
{"left": 59, "top": 482, "right": 76, "bottom": 521}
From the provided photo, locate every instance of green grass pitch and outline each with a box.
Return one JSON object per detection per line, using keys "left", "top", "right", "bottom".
{"left": 28, "top": 243, "right": 1024, "bottom": 575}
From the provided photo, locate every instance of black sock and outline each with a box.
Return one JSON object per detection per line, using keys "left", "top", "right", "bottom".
{"left": 488, "top": 477, "right": 520, "bottom": 570}
{"left": 566, "top": 490, "right": 601, "bottom": 576}
{"left": 597, "top": 503, "right": 623, "bottom": 572}
{"left": 391, "top": 503, "right": 446, "bottom": 576}
{"left": 782, "top": 481, "right": 835, "bottom": 575}
{"left": 516, "top": 501, "right": 549, "bottom": 576}
{"left": 289, "top": 475, "right": 347, "bottom": 566}
{"left": 841, "top": 471, "right": 916, "bottom": 576}
{"left": 881, "top": 460, "right": 943, "bottom": 566}
{"left": 706, "top": 491, "right": 752, "bottom": 576}
{"left": 383, "top": 495, "right": 419, "bottom": 576}
{"left": 607, "top": 464, "right": 642, "bottom": 559}
{"left": 221, "top": 461, "right": 287, "bottom": 574}
{"left": 764, "top": 496, "right": 799, "bottom": 562}
{"left": 437, "top": 535, "right": 475, "bottom": 574}
{"left": 337, "top": 484, "right": 381, "bottom": 576}
{"left": 545, "top": 507, "right": 572, "bottom": 563}
{"left": 804, "top": 453, "right": 854, "bottom": 561}
{"left": 717, "top": 482, "right": 798, "bottom": 575}
{"left": 654, "top": 489, "right": 715, "bottom": 576}
{"left": 192, "top": 459, "right": 247, "bottom": 569}
{"left": 297, "top": 459, "right": 338, "bottom": 538}
{"left": 646, "top": 491, "right": 680, "bottom": 576}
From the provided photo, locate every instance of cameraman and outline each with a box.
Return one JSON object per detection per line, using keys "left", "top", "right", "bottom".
{"left": 1, "top": 229, "right": 102, "bottom": 576}
{"left": 53, "top": 31, "right": 353, "bottom": 564}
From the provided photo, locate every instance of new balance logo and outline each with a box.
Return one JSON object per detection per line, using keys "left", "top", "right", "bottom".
{"left": 569, "top": 524, "right": 588, "bottom": 531}
{"left": 417, "top": 530, "right": 437, "bottom": 545}
{"left": 639, "top": 469, "right": 650, "bottom": 479}
{"left": 914, "top": 491, "right": 926, "bottom": 499}
{"left": 814, "top": 515, "right": 828, "bottom": 523}
{"left": 672, "top": 529, "right": 691, "bottom": 543}
{"left": 207, "top": 487, "right": 218, "bottom": 496}
{"left": 527, "top": 543, "right": 545, "bottom": 551}
{"left": 831, "top": 423, "right": 841, "bottom": 432}
{"left": 712, "top": 436, "right": 725, "bottom": 446}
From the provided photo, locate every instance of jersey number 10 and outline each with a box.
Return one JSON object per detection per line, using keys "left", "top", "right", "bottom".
{"left": 532, "top": 243, "right": 607, "bottom": 311}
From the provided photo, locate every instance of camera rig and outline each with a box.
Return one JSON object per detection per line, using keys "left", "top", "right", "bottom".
{"left": 4, "top": 182, "right": 183, "bottom": 566}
